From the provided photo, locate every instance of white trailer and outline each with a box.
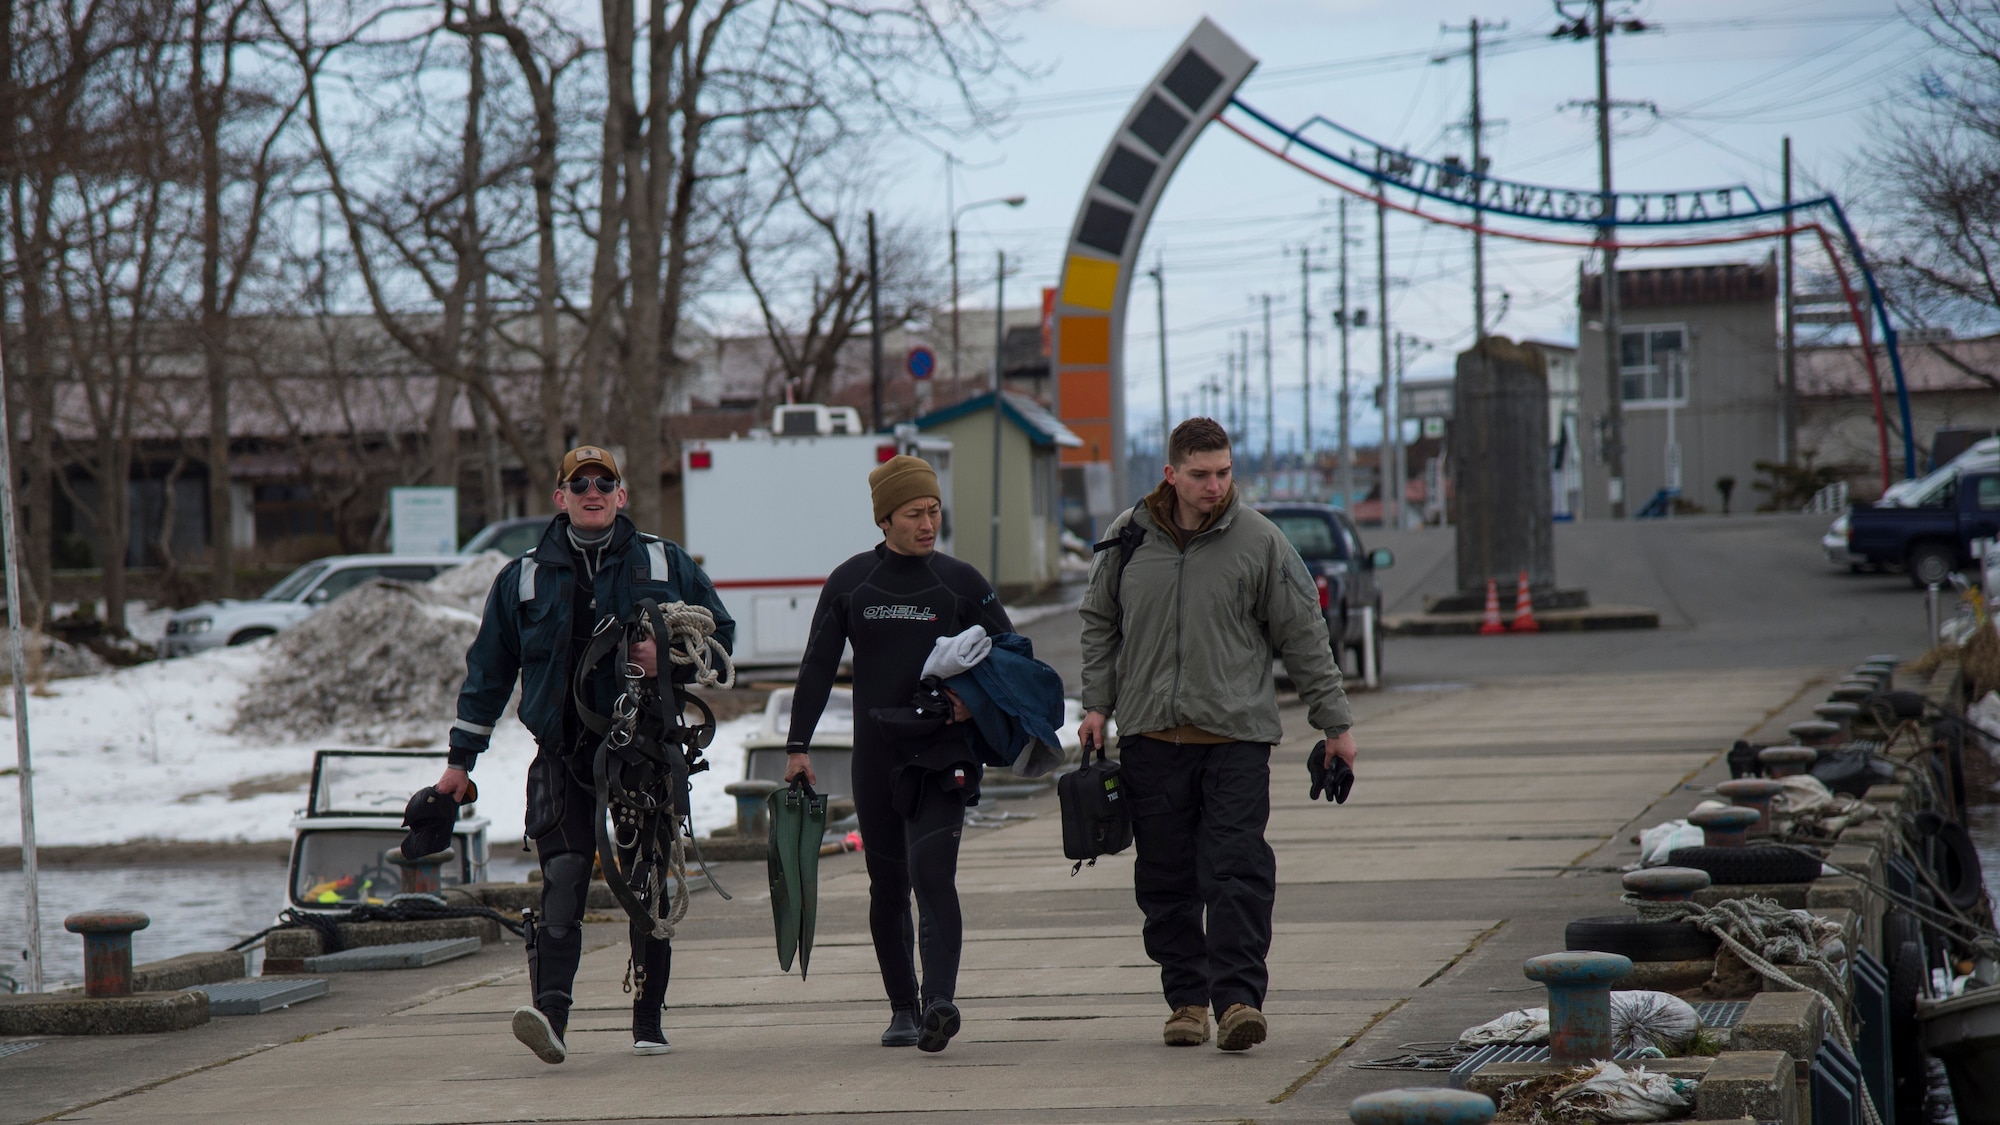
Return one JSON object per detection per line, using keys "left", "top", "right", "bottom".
{"left": 682, "top": 405, "right": 952, "bottom": 667}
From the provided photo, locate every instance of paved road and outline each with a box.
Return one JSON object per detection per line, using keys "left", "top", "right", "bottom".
{"left": 1020, "top": 512, "right": 1930, "bottom": 689}
{"left": 2, "top": 513, "right": 1927, "bottom": 1124}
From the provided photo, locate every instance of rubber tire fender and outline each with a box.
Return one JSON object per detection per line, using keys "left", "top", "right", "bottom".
{"left": 1564, "top": 914, "right": 1721, "bottom": 962}
{"left": 1916, "top": 815, "right": 1987, "bottom": 913}
{"left": 1888, "top": 939, "right": 1926, "bottom": 1123}
{"left": 1665, "top": 845, "right": 1822, "bottom": 885}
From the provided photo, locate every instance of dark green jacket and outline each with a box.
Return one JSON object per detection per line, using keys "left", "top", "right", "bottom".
{"left": 448, "top": 514, "right": 733, "bottom": 768}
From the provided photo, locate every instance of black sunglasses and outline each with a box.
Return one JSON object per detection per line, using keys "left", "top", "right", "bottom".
{"left": 565, "top": 477, "right": 620, "bottom": 495}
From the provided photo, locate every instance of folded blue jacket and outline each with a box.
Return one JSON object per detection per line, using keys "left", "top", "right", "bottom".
{"left": 942, "top": 631, "right": 1067, "bottom": 778}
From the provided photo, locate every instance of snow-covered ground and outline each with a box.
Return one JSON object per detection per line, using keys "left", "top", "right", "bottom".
{"left": 0, "top": 641, "right": 768, "bottom": 850}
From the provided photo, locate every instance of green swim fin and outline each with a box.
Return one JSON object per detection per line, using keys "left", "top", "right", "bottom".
{"left": 767, "top": 783, "right": 804, "bottom": 971}
{"left": 794, "top": 782, "right": 828, "bottom": 979}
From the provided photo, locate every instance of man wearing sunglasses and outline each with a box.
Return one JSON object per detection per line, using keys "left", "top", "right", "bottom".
{"left": 435, "top": 445, "right": 733, "bottom": 1064}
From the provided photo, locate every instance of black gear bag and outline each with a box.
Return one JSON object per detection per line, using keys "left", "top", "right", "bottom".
{"left": 1058, "top": 740, "right": 1133, "bottom": 873}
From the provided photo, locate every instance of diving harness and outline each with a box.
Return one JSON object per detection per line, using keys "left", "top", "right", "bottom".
{"left": 570, "top": 599, "right": 736, "bottom": 993}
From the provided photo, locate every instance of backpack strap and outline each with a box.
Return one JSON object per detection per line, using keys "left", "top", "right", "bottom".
{"left": 1090, "top": 514, "right": 1147, "bottom": 609}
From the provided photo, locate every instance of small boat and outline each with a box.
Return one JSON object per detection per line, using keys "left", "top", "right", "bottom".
{"left": 1918, "top": 984, "right": 2000, "bottom": 1125}
{"left": 743, "top": 688, "right": 854, "bottom": 798}
{"left": 739, "top": 688, "right": 1088, "bottom": 801}
{"left": 286, "top": 749, "right": 491, "bottom": 914}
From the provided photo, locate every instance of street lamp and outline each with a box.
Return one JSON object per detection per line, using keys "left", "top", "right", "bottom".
{"left": 951, "top": 194, "right": 1026, "bottom": 395}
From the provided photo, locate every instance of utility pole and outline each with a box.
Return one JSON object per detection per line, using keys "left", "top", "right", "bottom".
{"left": 989, "top": 251, "right": 1005, "bottom": 584}
{"left": 1438, "top": 18, "right": 1506, "bottom": 340}
{"left": 1557, "top": 0, "right": 1656, "bottom": 515}
{"left": 1298, "top": 247, "right": 1315, "bottom": 497}
{"left": 1149, "top": 253, "right": 1170, "bottom": 455}
{"left": 867, "top": 211, "right": 883, "bottom": 431}
{"left": 1593, "top": 0, "right": 1626, "bottom": 518}
{"left": 1261, "top": 294, "right": 1275, "bottom": 495}
{"left": 1225, "top": 351, "right": 1238, "bottom": 436}
{"left": 1239, "top": 331, "right": 1251, "bottom": 453}
{"left": 1781, "top": 135, "right": 1796, "bottom": 465}
{"left": 1376, "top": 189, "right": 1396, "bottom": 528}
{"left": 1337, "top": 196, "right": 1356, "bottom": 512}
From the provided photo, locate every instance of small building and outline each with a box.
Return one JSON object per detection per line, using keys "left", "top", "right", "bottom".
{"left": 914, "top": 391, "right": 1081, "bottom": 594}
{"left": 1797, "top": 332, "right": 2000, "bottom": 500}
{"left": 1577, "top": 260, "right": 1780, "bottom": 518}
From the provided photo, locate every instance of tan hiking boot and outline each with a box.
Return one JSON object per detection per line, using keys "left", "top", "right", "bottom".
{"left": 1217, "top": 1003, "right": 1268, "bottom": 1051}
{"left": 1163, "top": 1004, "right": 1211, "bottom": 1046}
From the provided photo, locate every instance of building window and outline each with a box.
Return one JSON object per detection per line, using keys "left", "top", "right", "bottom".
{"left": 1619, "top": 326, "right": 1686, "bottom": 405}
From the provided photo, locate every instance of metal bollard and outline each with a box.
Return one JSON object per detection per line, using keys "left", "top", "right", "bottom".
{"left": 1927, "top": 581, "right": 1942, "bottom": 643}
{"left": 1688, "top": 805, "right": 1760, "bottom": 849}
{"left": 386, "top": 845, "right": 456, "bottom": 896}
{"left": 1523, "top": 951, "right": 1632, "bottom": 1064}
{"left": 724, "top": 779, "right": 785, "bottom": 837}
{"left": 1787, "top": 719, "right": 1842, "bottom": 749}
{"left": 1622, "top": 866, "right": 1711, "bottom": 903}
{"left": 64, "top": 911, "right": 150, "bottom": 998}
{"left": 1759, "top": 745, "right": 1819, "bottom": 779}
{"left": 1856, "top": 662, "right": 1895, "bottom": 690}
{"left": 1829, "top": 680, "right": 1876, "bottom": 703}
{"left": 1350, "top": 1088, "right": 1497, "bottom": 1125}
{"left": 1813, "top": 701, "right": 1861, "bottom": 741}
{"left": 1715, "top": 778, "right": 1786, "bottom": 834}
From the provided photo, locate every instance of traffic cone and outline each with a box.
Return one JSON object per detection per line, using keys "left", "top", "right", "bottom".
{"left": 1510, "top": 571, "right": 1541, "bottom": 633}
{"left": 1479, "top": 578, "right": 1506, "bottom": 635}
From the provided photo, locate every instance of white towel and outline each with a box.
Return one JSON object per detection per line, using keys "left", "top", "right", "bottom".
{"left": 922, "top": 624, "right": 992, "bottom": 681}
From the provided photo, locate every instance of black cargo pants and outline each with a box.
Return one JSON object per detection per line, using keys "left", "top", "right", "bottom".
{"left": 1119, "top": 737, "right": 1276, "bottom": 1016}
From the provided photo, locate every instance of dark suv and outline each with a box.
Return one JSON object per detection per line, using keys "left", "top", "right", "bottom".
{"left": 1255, "top": 503, "right": 1394, "bottom": 682}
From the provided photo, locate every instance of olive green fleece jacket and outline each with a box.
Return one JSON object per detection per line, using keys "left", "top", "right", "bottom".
{"left": 1079, "top": 487, "right": 1353, "bottom": 745}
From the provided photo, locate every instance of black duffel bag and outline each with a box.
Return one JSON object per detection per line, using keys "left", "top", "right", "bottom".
{"left": 1059, "top": 741, "right": 1133, "bottom": 873}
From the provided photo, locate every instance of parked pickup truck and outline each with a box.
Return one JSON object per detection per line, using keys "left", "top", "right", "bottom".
{"left": 1847, "top": 470, "right": 2000, "bottom": 586}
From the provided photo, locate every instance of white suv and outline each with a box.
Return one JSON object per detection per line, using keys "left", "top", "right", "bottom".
{"left": 163, "top": 554, "right": 465, "bottom": 656}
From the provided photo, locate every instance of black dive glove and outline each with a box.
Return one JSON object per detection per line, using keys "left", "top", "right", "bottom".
{"left": 1307, "top": 740, "right": 1354, "bottom": 804}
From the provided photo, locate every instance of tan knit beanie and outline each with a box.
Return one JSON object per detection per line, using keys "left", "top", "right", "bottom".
{"left": 869, "top": 455, "right": 941, "bottom": 523}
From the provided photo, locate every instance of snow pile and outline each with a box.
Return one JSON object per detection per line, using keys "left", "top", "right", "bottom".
{"left": 231, "top": 552, "right": 511, "bottom": 742}
{"left": 427, "top": 550, "right": 512, "bottom": 613}
{"left": 0, "top": 633, "right": 110, "bottom": 686}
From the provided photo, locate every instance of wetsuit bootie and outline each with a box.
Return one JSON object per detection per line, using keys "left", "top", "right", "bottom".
{"left": 916, "top": 998, "right": 961, "bottom": 1053}
{"left": 632, "top": 1006, "right": 671, "bottom": 1056}
{"left": 512, "top": 1005, "right": 567, "bottom": 1064}
{"left": 881, "top": 1004, "right": 920, "bottom": 1047}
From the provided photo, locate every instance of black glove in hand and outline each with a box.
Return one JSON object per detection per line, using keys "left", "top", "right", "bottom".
{"left": 1306, "top": 740, "right": 1354, "bottom": 804}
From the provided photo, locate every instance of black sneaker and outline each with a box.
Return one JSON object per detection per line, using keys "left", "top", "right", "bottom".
{"left": 633, "top": 1009, "right": 671, "bottom": 1056}
{"left": 512, "top": 1005, "right": 567, "bottom": 1064}
{"left": 917, "top": 999, "right": 961, "bottom": 1053}
{"left": 881, "top": 1005, "right": 919, "bottom": 1047}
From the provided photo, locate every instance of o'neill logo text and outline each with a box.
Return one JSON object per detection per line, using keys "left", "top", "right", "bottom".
{"left": 864, "top": 604, "right": 939, "bottom": 622}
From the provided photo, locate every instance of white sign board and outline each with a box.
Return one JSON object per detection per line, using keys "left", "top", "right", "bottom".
{"left": 390, "top": 487, "right": 458, "bottom": 555}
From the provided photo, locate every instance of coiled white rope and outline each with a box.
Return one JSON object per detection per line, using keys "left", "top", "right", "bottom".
{"left": 650, "top": 602, "right": 736, "bottom": 689}
{"left": 1623, "top": 893, "right": 1881, "bottom": 1125}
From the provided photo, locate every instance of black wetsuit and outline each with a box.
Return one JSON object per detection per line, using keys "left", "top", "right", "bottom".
{"left": 786, "top": 543, "right": 1011, "bottom": 1009}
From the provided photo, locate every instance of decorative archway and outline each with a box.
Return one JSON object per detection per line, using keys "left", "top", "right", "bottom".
{"left": 1047, "top": 19, "right": 1257, "bottom": 505}
{"left": 1050, "top": 19, "right": 1913, "bottom": 507}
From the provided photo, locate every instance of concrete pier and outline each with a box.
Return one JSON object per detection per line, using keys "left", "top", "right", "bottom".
{"left": 0, "top": 663, "right": 1846, "bottom": 1124}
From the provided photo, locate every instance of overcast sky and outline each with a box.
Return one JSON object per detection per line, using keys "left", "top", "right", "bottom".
{"left": 819, "top": 0, "right": 1928, "bottom": 452}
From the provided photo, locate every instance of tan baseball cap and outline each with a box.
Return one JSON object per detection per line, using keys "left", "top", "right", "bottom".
{"left": 558, "top": 445, "right": 620, "bottom": 482}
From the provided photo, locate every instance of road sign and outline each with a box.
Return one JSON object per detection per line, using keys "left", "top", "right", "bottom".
{"left": 906, "top": 346, "right": 936, "bottom": 380}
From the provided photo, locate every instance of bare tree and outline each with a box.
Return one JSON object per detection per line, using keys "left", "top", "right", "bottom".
{"left": 1871, "top": 1, "right": 2000, "bottom": 334}
{"left": 1, "top": 0, "right": 138, "bottom": 620}
{"left": 582, "top": 0, "right": 1024, "bottom": 534}
{"left": 726, "top": 149, "right": 940, "bottom": 409}
{"left": 190, "top": 0, "right": 301, "bottom": 597}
